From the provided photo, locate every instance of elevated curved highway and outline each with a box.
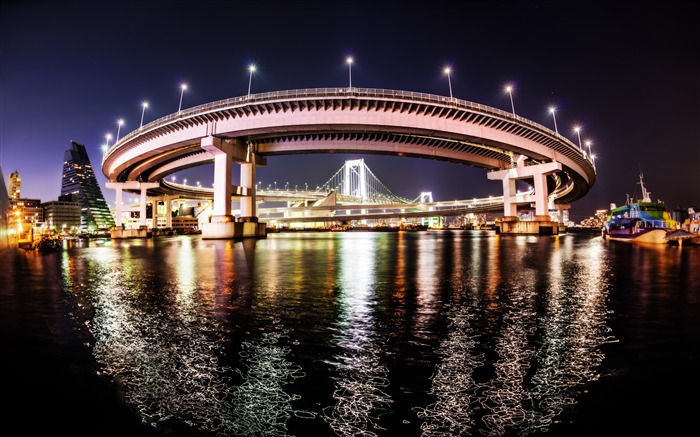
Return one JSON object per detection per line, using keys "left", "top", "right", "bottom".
{"left": 103, "top": 87, "right": 595, "bottom": 203}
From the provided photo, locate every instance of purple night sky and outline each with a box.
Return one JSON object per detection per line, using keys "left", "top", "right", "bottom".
{"left": 1, "top": 0, "right": 698, "bottom": 222}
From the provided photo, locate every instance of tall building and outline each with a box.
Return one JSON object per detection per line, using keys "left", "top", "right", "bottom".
{"left": 61, "top": 140, "right": 115, "bottom": 232}
{"left": 9, "top": 170, "right": 21, "bottom": 200}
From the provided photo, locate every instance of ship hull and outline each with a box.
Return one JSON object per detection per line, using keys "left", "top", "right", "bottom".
{"left": 603, "top": 228, "right": 668, "bottom": 244}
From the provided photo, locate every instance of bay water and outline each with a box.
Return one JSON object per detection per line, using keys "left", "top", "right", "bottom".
{"left": 2, "top": 231, "right": 697, "bottom": 436}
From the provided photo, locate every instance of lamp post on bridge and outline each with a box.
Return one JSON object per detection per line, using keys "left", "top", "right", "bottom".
{"left": 443, "top": 67, "right": 453, "bottom": 99}
{"left": 574, "top": 126, "right": 583, "bottom": 152}
{"left": 346, "top": 57, "right": 353, "bottom": 89}
{"left": 178, "top": 83, "right": 188, "bottom": 113}
{"left": 548, "top": 107, "right": 558, "bottom": 134}
{"left": 505, "top": 85, "right": 515, "bottom": 115}
{"left": 247, "top": 64, "right": 256, "bottom": 97}
{"left": 585, "top": 140, "right": 593, "bottom": 157}
{"left": 115, "top": 119, "right": 124, "bottom": 142}
{"left": 140, "top": 101, "right": 149, "bottom": 128}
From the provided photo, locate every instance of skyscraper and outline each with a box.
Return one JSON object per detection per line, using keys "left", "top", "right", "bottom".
{"left": 9, "top": 170, "right": 21, "bottom": 200}
{"left": 61, "top": 141, "right": 115, "bottom": 232}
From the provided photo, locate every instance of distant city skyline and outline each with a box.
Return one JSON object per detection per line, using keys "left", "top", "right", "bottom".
{"left": 1, "top": 0, "right": 698, "bottom": 220}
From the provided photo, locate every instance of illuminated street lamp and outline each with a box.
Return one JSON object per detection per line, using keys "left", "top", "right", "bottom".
{"left": 443, "top": 67, "right": 453, "bottom": 99}
{"left": 105, "top": 132, "right": 113, "bottom": 147}
{"left": 505, "top": 85, "right": 515, "bottom": 115}
{"left": 247, "top": 64, "right": 256, "bottom": 97}
{"left": 140, "top": 101, "right": 149, "bottom": 128}
{"left": 115, "top": 119, "right": 124, "bottom": 142}
{"left": 586, "top": 140, "right": 593, "bottom": 157}
{"left": 574, "top": 126, "right": 583, "bottom": 151}
{"left": 548, "top": 107, "right": 558, "bottom": 134}
{"left": 178, "top": 83, "right": 188, "bottom": 113}
{"left": 346, "top": 57, "right": 353, "bottom": 88}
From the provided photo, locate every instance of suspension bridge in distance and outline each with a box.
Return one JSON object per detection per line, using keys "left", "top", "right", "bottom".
{"left": 159, "top": 158, "right": 517, "bottom": 228}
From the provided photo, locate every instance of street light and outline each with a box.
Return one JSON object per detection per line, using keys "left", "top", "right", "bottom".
{"left": 115, "top": 119, "right": 124, "bottom": 142}
{"left": 140, "top": 101, "right": 149, "bottom": 128}
{"left": 505, "top": 85, "right": 515, "bottom": 115}
{"left": 548, "top": 107, "right": 558, "bottom": 134}
{"left": 247, "top": 64, "right": 256, "bottom": 97}
{"left": 443, "top": 67, "right": 453, "bottom": 99}
{"left": 574, "top": 126, "right": 583, "bottom": 151}
{"left": 105, "top": 132, "right": 113, "bottom": 147}
{"left": 585, "top": 140, "right": 593, "bottom": 157}
{"left": 346, "top": 57, "right": 353, "bottom": 88}
{"left": 178, "top": 83, "right": 188, "bottom": 113}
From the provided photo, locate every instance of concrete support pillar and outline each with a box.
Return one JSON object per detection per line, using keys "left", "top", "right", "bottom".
{"left": 139, "top": 188, "right": 148, "bottom": 227}
{"left": 165, "top": 196, "right": 172, "bottom": 228}
{"left": 555, "top": 204, "right": 570, "bottom": 224}
{"left": 114, "top": 186, "right": 123, "bottom": 227}
{"left": 532, "top": 172, "right": 549, "bottom": 217}
{"left": 502, "top": 177, "right": 518, "bottom": 217}
{"left": 200, "top": 136, "right": 267, "bottom": 239}
{"left": 106, "top": 181, "right": 159, "bottom": 237}
{"left": 201, "top": 136, "right": 234, "bottom": 219}
{"left": 488, "top": 157, "right": 562, "bottom": 219}
{"left": 240, "top": 143, "right": 257, "bottom": 219}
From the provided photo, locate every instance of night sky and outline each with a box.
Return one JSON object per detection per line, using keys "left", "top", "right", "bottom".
{"left": 1, "top": 0, "right": 698, "bottom": 222}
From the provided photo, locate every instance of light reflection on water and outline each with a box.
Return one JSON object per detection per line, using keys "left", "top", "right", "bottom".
{"left": 55, "top": 232, "right": 621, "bottom": 435}
{"left": 323, "top": 234, "right": 393, "bottom": 436}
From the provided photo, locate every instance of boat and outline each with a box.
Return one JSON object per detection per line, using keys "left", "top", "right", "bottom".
{"left": 601, "top": 172, "right": 677, "bottom": 244}
{"left": 676, "top": 207, "right": 700, "bottom": 245}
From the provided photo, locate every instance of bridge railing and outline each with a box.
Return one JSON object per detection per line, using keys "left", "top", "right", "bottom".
{"left": 113, "top": 87, "right": 577, "bottom": 155}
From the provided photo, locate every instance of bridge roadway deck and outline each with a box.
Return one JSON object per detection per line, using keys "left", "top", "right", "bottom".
{"left": 102, "top": 87, "right": 596, "bottom": 208}
{"left": 259, "top": 201, "right": 505, "bottom": 223}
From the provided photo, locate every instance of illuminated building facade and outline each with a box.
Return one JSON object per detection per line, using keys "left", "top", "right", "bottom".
{"left": 43, "top": 194, "right": 82, "bottom": 234}
{"left": 10, "top": 198, "right": 43, "bottom": 239}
